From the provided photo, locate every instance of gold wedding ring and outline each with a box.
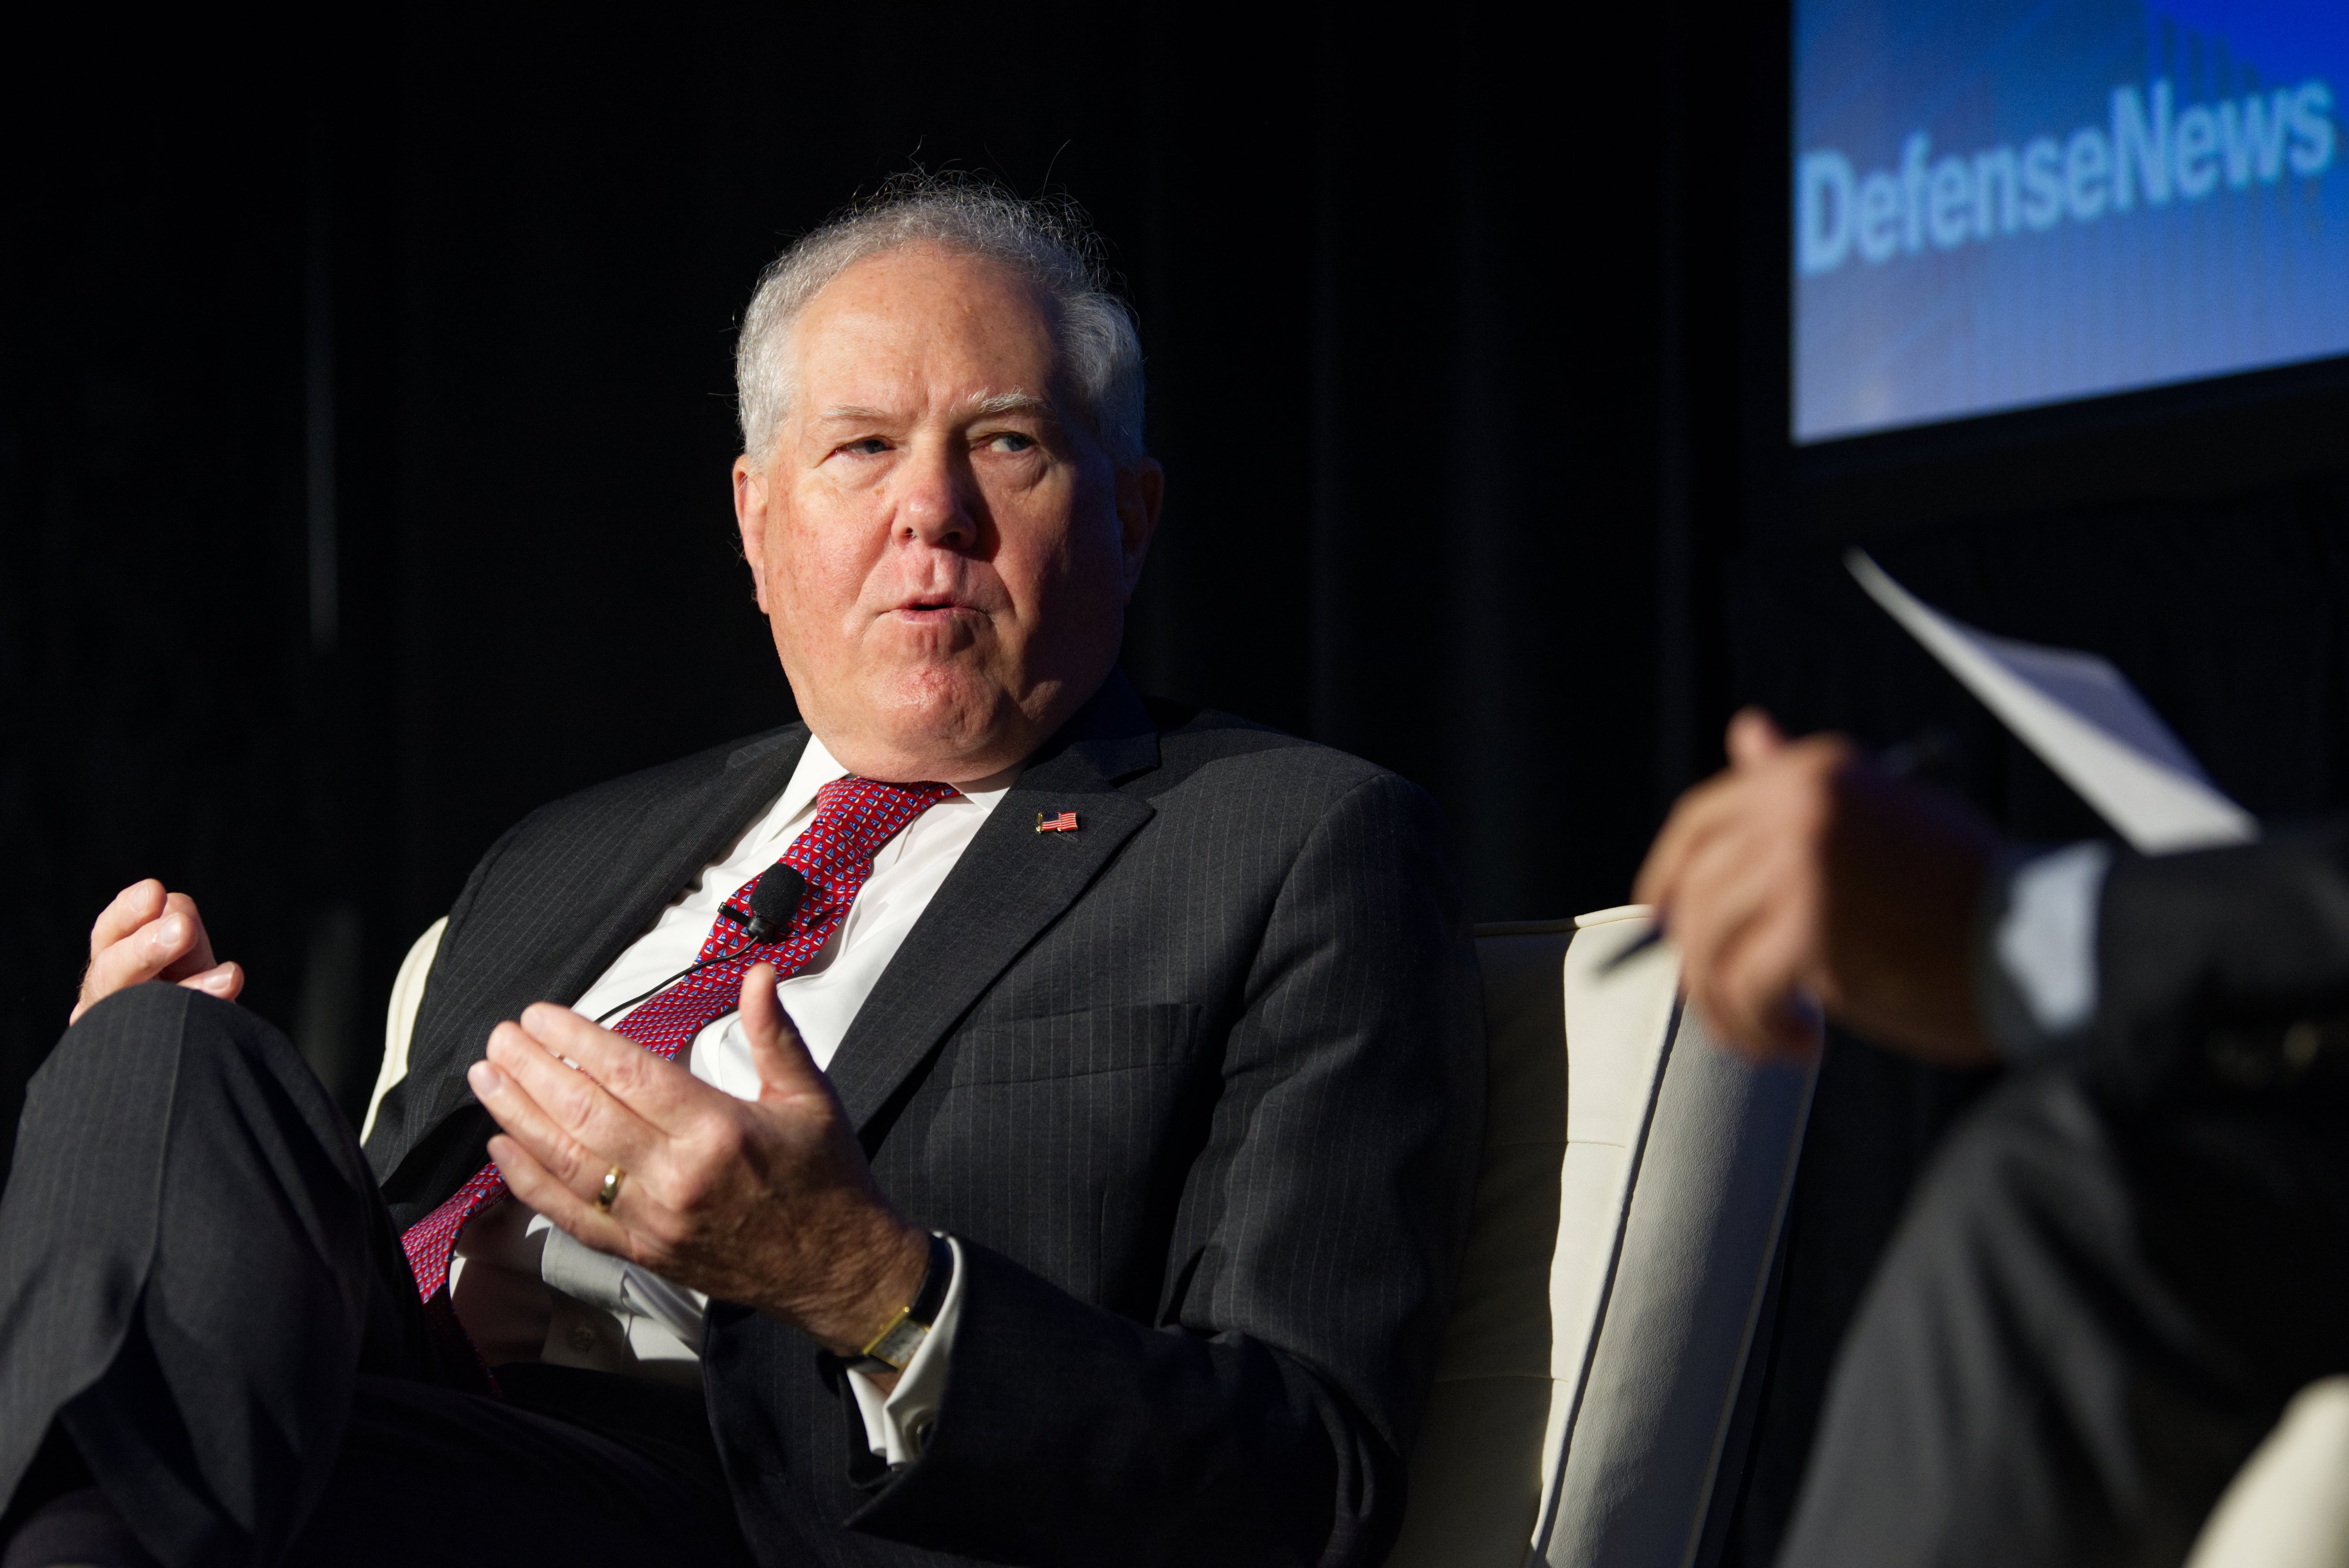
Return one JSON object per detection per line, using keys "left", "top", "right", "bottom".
{"left": 596, "top": 1164, "right": 624, "bottom": 1211}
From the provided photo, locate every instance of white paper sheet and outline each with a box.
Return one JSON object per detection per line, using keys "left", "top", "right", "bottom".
{"left": 1845, "top": 551, "right": 2257, "bottom": 854}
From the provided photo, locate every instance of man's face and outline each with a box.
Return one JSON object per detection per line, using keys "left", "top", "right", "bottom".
{"left": 733, "top": 245, "right": 1161, "bottom": 785}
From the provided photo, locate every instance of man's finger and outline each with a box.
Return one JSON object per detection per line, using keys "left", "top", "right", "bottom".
{"left": 479, "top": 1024, "right": 659, "bottom": 1180}
{"left": 1632, "top": 770, "right": 1747, "bottom": 911}
{"left": 72, "top": 910, "right": 202, "bottom": 1024}
{"left": 470, "top": 1053, "right": 614, "bottom": 1192}
{"left": 1725, "top": 707, "right": 1789, "bottom": 771}
{"left": 176, "top": 962, "right": 244, "bottom": 1002}
{"left": 1706, "top": 895, "right": 1823, "bottom": 1060}
{"left": 88, "top": 880, "right": 167, "bottom": 961}
{"left": 485, "top": 1133, "right": 636, "bottom": 1261}
{"left": 1670, "top": 791, "right": 1824, "bottom": 1052}
{"left": 151, "top": 893, "right": 221, "bottom": 982}
{"left": 515, "top": 1003, "right": 705, "bottom": 1134}
{"left": 1688, "top": 912, "right": 1811, "bottom": 1063}
{"left": 1662, "top": 820, "right": 1787, "bottom": 994}
{"left": 1639, "top": 720, "right": 1848, "bottom": 912}
{"left": 739, "top": 965, "right": 828, "bottom": 1106}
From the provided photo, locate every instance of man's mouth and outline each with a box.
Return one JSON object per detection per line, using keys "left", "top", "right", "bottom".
{"left": 891, "top": 598, "right": 978, "bottom": 623}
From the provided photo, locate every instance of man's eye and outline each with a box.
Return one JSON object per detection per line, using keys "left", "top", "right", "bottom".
{"left": 988, "top": 432, "right": 1036, "bottom": 453}
{"left": 839, "top": 437, "right": 889, "bottom": 457}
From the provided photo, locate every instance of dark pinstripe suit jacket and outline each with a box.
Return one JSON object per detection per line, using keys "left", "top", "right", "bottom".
{"left": 363, "top": 670, "right": 1486, "bottom": 1568}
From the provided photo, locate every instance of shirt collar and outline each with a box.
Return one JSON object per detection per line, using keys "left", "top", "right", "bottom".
{"left": 762, "top": 733, "right": 851, "bottom": 845}
{"left": 759, "top": 731, "right": 1019, "bottom": 846}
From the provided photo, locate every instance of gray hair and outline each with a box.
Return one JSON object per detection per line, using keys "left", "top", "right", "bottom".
{"left": 734, "top": 177, "right": 1145, "bottom": 469}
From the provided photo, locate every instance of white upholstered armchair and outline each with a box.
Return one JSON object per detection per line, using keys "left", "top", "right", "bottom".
{"left": 1386, "top": 908, "right": 1814, "bottom": 1568}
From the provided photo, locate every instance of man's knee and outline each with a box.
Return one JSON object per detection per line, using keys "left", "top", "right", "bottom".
{"left": 32, "top": 983, "right": 195, "bottom": 1106}
{"left": 59, "top": 982, "right": 293, "bottom": 1065}
{"left": 33, "top": 985, "right": 320, "bottom": 1139}
{"left": 59, "top": 977, "right": 199, "bottom": 1040}
{"left": 17, "top": 982, "right": 382, "bottom": 1306}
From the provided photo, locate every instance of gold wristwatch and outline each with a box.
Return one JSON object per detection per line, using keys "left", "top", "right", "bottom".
{"left": 846, "top": 1233, "right": 954, "bottom": 1376}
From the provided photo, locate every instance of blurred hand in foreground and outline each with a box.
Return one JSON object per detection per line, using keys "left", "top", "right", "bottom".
{"left": 74, "top": 878, "right": 244, "bottom": 1025}
{"left": 1633, "top": 708, "right": 2000, "bottom": 1068}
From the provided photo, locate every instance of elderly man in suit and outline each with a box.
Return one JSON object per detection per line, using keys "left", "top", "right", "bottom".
{"left": 0, "top": 183, "right": 1485, "bottom": 1568}
{"left": 1636, "top": 708, "right": 2349, "bottom": 1568}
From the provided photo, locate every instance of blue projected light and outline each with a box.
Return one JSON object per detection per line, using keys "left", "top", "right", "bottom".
{"left": 1792, "top": 0, "right": 2349, "bottom": 444}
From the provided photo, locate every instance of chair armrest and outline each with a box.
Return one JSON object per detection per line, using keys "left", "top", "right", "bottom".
{"left": 2186, "top": 1376, "right": 2349, "bottom": 1568}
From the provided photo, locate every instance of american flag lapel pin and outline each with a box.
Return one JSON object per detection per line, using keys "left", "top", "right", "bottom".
{"left": 1035, "top": 810, "right": 1080, "bottom": 833}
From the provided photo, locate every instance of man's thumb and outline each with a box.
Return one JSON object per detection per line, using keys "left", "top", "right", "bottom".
{"left": 739, "top": 964, "right": 820, "bottom": 1098}
{"left": 1726, "top": 706, "right": 1789, "bottom": 770}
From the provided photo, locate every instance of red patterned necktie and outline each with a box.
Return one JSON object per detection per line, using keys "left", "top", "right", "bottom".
{"left": 400, "top": 775, "right": 957, "bottom": 1301}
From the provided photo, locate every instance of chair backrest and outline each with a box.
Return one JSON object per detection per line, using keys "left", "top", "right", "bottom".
{"left": 362, "top": 916, "right": 445, "bottom": 1143}
{"left": 1385, "top": 908, "right": 1817, "bottom": 1568}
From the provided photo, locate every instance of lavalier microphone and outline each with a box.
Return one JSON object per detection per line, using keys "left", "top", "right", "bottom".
{"left": 734, "top": 864, "right": 809, "bottom": 943}
{"left": 592, "top": 863, "right": 811, "bottom": 1026}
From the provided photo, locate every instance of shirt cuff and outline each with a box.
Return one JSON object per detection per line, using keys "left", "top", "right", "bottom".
{"left": 1983, "top": 840, "right": 2112, "bottom": 1061}
{"left": 847, "top": 1236, "right": 964, "bottom": 1467}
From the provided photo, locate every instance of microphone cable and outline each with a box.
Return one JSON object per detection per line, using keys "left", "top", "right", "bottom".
{"left": 592, "top": 864, "right": 810, "bottom": 1026}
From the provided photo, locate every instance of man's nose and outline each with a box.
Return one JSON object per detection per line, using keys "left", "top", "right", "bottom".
{"left": 893, "top": 443, "right": 980, "bottom": 551}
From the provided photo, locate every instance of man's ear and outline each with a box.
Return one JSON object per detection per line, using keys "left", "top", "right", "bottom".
{"left": 1115, "top": 457, "right": 1164, "bottom": 601}
{"left": 733, "top": 456, "right": 773, "bottom": 614}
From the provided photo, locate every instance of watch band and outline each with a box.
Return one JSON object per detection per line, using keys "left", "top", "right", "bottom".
{"left": 846, "top": 1233, "right": 954, "bottom": 1376}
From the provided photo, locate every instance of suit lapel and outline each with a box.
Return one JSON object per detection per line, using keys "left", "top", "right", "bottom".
{"left": 826, "top": 674, "right": 1161, "bottom": 1131}
{"left": 481, "top": 726, "right": 814, "bottom": 1024}
{"left": 536, "top": 730, "right": 813, "bottom": 1010}
{"left": 386, "top": 726, "right": 810, "bottom": 1193}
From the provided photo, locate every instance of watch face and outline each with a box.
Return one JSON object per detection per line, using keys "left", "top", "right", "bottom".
{"left": 868, "top": 1317, "right": 929, "bottom": 1372}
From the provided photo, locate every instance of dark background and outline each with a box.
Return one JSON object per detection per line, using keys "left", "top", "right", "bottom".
{"left": 7, "top": 8, "right": 2348, "bottom": 1561}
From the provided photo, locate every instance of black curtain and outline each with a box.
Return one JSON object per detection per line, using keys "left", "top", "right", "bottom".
{"left": 3, "top": 6, "right": 1728, "bottom": 1118}
{"left": 9, "top": 8, "right": 2347, "bottom": 1563}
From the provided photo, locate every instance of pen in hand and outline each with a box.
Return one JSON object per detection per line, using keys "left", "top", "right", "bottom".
{"left": 1605, "top": 727, "right": 1958, "bottom": 973}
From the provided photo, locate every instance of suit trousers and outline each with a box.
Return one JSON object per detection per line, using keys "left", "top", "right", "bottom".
{"left": 0, "top": 984, "right": 752, "bottom": 1568}
{"left": 1779, "top": 1063, "right": 2349, "bottom": 1568}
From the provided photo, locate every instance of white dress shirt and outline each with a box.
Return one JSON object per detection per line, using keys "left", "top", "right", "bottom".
{"left": 1991, "top": 840, "right": 2114, "bottom": 1058}
{"left": 450, "top": 733, "right": 1007, "bottom": 1461}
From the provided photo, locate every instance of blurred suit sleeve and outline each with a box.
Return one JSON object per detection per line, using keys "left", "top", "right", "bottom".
{"left": 1975, "top": 818, "right": 2349, "bottom": 1096}
{"left": 1788, "top": 824, "right": 2349, "bottom": 1568}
